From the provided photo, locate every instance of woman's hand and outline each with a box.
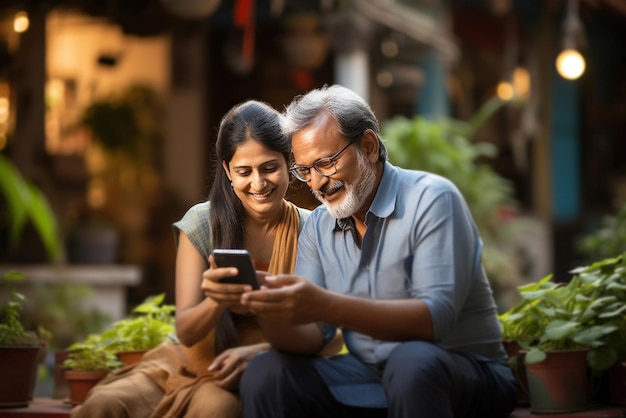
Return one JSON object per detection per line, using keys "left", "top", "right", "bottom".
{"left": 207, "top": 343, "right": 270, "bottom": 390}
{"left": 201, "top": 255, "right": 259, "bottom": 312}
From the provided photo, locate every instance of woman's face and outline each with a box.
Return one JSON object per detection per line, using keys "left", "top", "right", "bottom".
{"left": 223, "top": 138, "right": 290, "bottom": 220}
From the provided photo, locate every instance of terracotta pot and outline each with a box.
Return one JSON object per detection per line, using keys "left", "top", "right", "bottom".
{"left": 53, "top": 350, "right": 71, "bottom": 399}
{"left": 608, "top": 361, "right": 626, "bottom": 405}
{"left": 502, "top": 340, "right": 530, "bottom": 405}
{"left": 64, "top": 370, "right": 108, "bottom": 406}
{"left": 523, "top": 348, "right": 590, "bottom": 414}
{"left": 0, "top": 346, "right": 41, "bottom": 408}
{"left": 116, "top": 349, "right": 148, "bottom": 366}
{"left": 28, "top": 345, "right": 46, "bottom": 400}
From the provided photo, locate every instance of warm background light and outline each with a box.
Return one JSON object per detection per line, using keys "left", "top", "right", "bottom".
{"left": 512, "top": 67, "right": 530, "bottom": 98}
{"left": 556, "top": 48, "right": 586, "bottom": 80}
{"left": 497, "top": 81, "right": 514, "bottom": 100}
{"left": 0, "top": 83, "right": 9, "bottom": 150}
{"left": 13, "top": 11, "right": 29, "bottom": 33}
{"left": 381, "top": 39, "right": 399, "bottom": 58}
{"left": 376, "top": 70, "right": 394, "bottom": 88}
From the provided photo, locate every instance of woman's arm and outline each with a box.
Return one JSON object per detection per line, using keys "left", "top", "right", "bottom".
{"left": 174, "top": 232, "right": 223, "bottom": 346}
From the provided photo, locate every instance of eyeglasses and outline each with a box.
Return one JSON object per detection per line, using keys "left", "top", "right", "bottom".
{"left": 290, "top": 141, "right": 355, "bottom": 182}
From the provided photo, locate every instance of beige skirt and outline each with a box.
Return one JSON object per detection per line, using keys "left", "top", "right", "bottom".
{"left": 71, "top": 337, "right": 247, "bottom": 418}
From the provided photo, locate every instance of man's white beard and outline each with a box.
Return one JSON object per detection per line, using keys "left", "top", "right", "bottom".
{"left": 313, "top": 151, "right": 376, "bottom": 219}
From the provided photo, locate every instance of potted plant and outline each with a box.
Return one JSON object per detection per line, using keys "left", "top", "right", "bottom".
{"left": 0, "top": 152, "right": 62, "bottom": 407}
{"left": 576, "top": 205, "right": 626, "bottom": 405}
{"left": 0, "top": 272, "right": 51, "bottom": 408}
{"left": 515, "top": 275, "right": 595, "bottom": 414}
{"left": 62, "top": 334, "right": 121, "bottom": 406}
{"left": 498, "top": 276, "right": 558, "bottom": 406}
{"left": 99, "top": 293, "right": 174, "bottom": 365}
{"left": 569, "top": 254, "right": 626, "bottom": 406}
{"left": 499, "top": 254, "right": 626, "bottom": 413}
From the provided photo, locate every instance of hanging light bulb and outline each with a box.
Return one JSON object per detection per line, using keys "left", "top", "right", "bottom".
{"left": 13, "top": 11, "right": 29, "bottom": 33}
{"left": 556, "top": 0, "right": 586, "bottom": 80}
{"left": 556, "top": 49, "right": 585, "bottom": 80}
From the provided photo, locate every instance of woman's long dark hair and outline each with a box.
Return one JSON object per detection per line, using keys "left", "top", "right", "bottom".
{"left": 208, "top": 100, "right": 291, "bottom": 354}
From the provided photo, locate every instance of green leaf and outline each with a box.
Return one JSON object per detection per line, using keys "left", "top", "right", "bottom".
{"left": 544, "top": 320, "right": 580, "bottom": 341}
{"left": 0, "top": 153, "right": 61, "bottom": 262}
{"left": 133, "top": 293, "right": 166, "bottom": 314}
{"left": 1, "top": 271, "right": 25, "bottom": 282}
{"left": 606, "top": 282, "right": 626, "bottom": 292}
{"left": 587, "top": 346, "right": 618, "bottom": 371}
{"left": 525, "top": 348, "right": 547, "bottom": 364}
{"left": 574, "top": 325, "right": 619, "bottom": 346}
{"left": 26, "top": 183, "right": 61, "bottom": 261}
{"left": 598, "top": 304, "right": 626, "bottom": 318}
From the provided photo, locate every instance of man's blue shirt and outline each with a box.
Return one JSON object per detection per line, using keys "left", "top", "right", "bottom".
{"left": 295, "top": 162, "right": 507, "bottom": 368}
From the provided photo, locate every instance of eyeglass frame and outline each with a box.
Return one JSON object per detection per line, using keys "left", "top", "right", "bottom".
{"left": 289, "top": 140, "right": 356, "bottom": 182}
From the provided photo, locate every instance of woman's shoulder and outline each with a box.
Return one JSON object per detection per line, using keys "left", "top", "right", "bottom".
{"left": 185, "top": 200, "right": 211, "bottom": 216}
{"left": 172, "top": 201, "right": 212, "bottom": 253}
{"left": 174, "top": 201, "right": 210, "bottom": 226}
{"left": 296, "top": 205, "right": 312, "bottom": 221}
{"left": 295, "top": 205, "right": 312, "bottom": 233}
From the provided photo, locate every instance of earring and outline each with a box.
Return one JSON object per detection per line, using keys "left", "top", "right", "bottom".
{"left": 230, "top": 181, "right": 233, "bottom": 188}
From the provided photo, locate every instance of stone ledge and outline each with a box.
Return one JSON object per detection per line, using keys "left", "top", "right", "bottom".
{"left": 0, "top": 264, "right": 141, "bottom": 323}
{"left": 0, "top": 264, "right": 141, "bottom": 286}
{"left": 0, "top": 398, "right": 71, "bottom": 418}
{"left": 510, "top": 405, "right": 626, "bottom": 417}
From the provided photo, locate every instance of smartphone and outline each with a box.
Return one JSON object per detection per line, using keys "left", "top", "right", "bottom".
{"left": 212, "top": 249, "right": 260, "bottom": 290}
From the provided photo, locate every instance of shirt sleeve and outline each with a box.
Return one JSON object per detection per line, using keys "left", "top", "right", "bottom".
{"left": 295, "top": 210, "right": 338, "bottom": 348}
{"left": 172, "top": 201, "right": 213, "bottom": 259}
{"left": 410, "top": 181, "right": 482, "bottom": 343}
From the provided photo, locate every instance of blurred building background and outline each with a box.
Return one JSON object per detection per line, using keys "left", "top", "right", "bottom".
{"left": 1, "top": 0, "right": 625, "bottom": 313}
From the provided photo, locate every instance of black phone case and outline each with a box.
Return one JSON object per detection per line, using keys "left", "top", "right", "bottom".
{"left": 212, "top": 249, "right": 260, "bottom": 289}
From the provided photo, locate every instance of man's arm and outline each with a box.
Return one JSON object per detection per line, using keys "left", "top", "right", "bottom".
{"left": 324, "top": 292, "right": 434, "bottom": 342}
{"left": 257, "top": 322, "right": 326, "bottom": 354}
{"left": 243, "top": 275, "right": 434, "bottom": 352}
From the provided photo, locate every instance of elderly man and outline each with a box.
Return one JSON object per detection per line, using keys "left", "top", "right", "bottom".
{"left": 240, "top": 85, "right": 517, "bottom": 418}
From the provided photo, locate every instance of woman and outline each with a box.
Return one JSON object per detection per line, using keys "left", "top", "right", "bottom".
{"left": 71, "top": 100, "right": 311, "bottom": 418}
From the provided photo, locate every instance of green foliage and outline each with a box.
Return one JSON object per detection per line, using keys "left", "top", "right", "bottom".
{"left": 382, "top": 96, "right": 515, "bottom": 230}
{"left": 0, "top": 272, "right": 50, "bottom": 347}
{"left": 61, "top": 293, "right": 174, "bottom": 372}
{"left": 100, "top": 293, "right": 174, "bottom": 352}
{"left": 577, "top": 204, "right": 626, "bottom": 261}
{"left": 80, "top": 85, "right": 163, "bottom": 165}
{"left": 62, "top": 334, "right": 121, "bottom": 372}
{"left": 81, "top": 100, "right": 139, "bottom": 153}
{"left": 498, "top": 274, "right": 557, "bottom": 343}
{"left": 0, "top": 154, "right": 61, "bottom": 262}
{"left": 23, "top": 283, "right": 111, "bottom": 350}
{"left": 499, "top": 254, "right": 626, "bottom": 371}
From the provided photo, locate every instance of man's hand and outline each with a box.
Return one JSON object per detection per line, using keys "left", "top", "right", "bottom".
{"left": 241, "top": 275, "right": 328, "bottom": 325}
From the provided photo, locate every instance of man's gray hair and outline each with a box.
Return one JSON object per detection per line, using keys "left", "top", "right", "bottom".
{"left": 283, "top": 84, "right": 387, "bottom": 162}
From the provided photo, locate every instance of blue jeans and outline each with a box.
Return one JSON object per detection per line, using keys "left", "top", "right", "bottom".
{"left": 240, "top": 341, "right": 517, "bottom": 418}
